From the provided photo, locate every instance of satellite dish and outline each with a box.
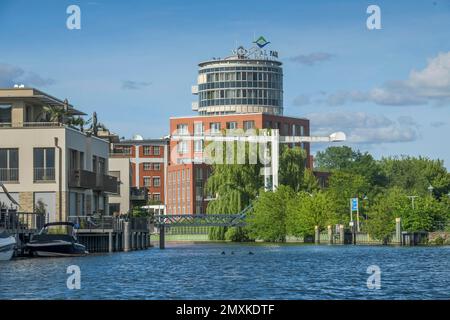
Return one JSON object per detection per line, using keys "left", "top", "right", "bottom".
{"left": 132, "top": 134, "right": 144, "bottom": 141}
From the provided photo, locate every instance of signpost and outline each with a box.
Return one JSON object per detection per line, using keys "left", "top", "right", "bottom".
{"left": 350, "top": 197, "right": 360, "bottom": 244}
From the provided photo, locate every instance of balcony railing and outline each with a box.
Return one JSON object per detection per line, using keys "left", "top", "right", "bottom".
{"left": 69, "top": 169, "right": 118, "bottom": 193}
{"left": 0, "top": 168, "right": 19, "bottom": 182}
{"left": 0, "top": 121, "right": 64, "bottom": 129}
{"left": 130, "top": 187, "right": 148, "bottom": 202}
{"left": 34, "top": 167, "right": 55, "bottom": 182}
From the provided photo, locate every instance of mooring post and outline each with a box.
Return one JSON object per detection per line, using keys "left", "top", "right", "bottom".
{"left": 339, "top": 224, "right": 345, "bottom": 244}
{"left": 327, "top": 225, "right": 333, "bottom": 244}
{"left": 160, "top": 225, "right": 165, "bottom": 249}
{"left": 123, "top": 221, "right": 131, "bottom": 252}
{"left": 108, "top": 232, "right": 113, "bottom": 253}
{"left": 395, "top": 217, "right": 402, "bottom": 245}
{"left": 314, "top": 226, "right": 320, "bottom": 244}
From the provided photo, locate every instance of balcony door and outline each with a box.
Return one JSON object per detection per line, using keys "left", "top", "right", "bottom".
{"left": 33, "top": 148, "right": 55, "bottom": 182}
{"left": 0, "top": 148, "right": 19, "bottom": 182}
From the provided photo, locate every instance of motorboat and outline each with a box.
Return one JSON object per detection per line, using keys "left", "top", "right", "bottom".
{"left": 27, "top": 222, "right": 88, "bottom": 257}
{"left": 0, "top": 231, "right": 16, "bottom": 261}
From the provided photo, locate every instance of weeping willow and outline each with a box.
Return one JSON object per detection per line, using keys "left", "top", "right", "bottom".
{"left": 205, "top": 137, "right": 264, "bottom": 240}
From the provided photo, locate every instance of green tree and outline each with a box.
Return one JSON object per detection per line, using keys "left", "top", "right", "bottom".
{"left": 380, "top": 156, "right": 450, "bottom": 198}
{"left": 286, "top": 191, "right": 336, "bottom": 237}
{"left": 248, "top": 185, "right": 294, "bottom": 242}
{"left": 315, "top": 146, "right": 387, "bottom": 190}
{"left": 206, "top": 143, "right": 263, "bottom": 240}
{"left": 327, "top": 171, "right": 371, "bottom": 224}
{"left": 279, "top": 146, "right": 306, "bottom": 192}
{"left": 365, "top": 187, "right": 409, "bottom": 242}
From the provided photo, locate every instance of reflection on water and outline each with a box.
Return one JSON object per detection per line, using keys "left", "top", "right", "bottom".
{"left": 1, "top": 244, "right": 449, "bottom": 300}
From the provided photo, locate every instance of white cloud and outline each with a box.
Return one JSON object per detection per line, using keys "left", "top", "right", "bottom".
{"left": 307, "top": 111, "right": 420, "bottom": 144}
{"left": 298, "top": 52, "right": 450, "bottom": 107}
{"left": 289, "top": 52, "right": 334, "bottom": 66}
{"left": 0, "top": 63, "right": 54, "bottom": 87}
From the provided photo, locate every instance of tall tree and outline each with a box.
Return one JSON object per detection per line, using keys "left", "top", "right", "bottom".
{"left": 286, "top": 191, "right": 336, "bottom": 237}
{"left": 248, "top": 185, "right": 294, "bottom": 242}
{"left": 279, "top": 146, "right": 307, "bottom": 192}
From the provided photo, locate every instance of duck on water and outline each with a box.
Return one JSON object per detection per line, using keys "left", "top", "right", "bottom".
{"left": 26, "top": 222, "right": 88, "bottom": 257}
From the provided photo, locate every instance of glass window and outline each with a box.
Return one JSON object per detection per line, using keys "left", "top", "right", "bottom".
{"left": 153, "top": 163, "right": 161, "bottom": 171}
{"left": 143, "top": 177, "right": 151, "bottom": 187}
{"left": 0, "top": 104, "right": 12, "bottom": 123}
{"left": 153, "top": 146, "right": 160, "bottom": 155}
{"left": 210, "top": 122, "right": 221, "bottom": 133}
{"left": 143, "top": 163, "right": 152, "bottom": 171}
{"left": 33, "top": 148, "right": 55, "bottom": 181}
{"left": 194, "top": 122, "right": 204, "bottom": 135}
{"left": 194, "top": 140, "right": 204, "bottom": 153}
{"left": 226, "top": 122, "right": 237, "bottom": 130}
{"left": 143, "top": 146, "right": 152, "bottom": 155}
{"left": 177, "top": 124, "right": 188, "bottom": 135}
{"left": 243, "top": 121, "right": 255, "bottom": 131}
{"left": 153, "top": 177, "right": 161, "bottom": 187}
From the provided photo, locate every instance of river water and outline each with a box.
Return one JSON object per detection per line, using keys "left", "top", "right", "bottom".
{"left": 1, "top": 243, "right": 449, "bottom": 299}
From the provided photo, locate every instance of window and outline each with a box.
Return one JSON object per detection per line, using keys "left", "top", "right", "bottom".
{"left": 69, "top": 149, "right": 84, "bottom": 171}
{"left": 153, "top": 163, "right": 161, "bottom": 171}
{"left": 177, "top": 141, "right": 188, "bottom": 154}
{"left": 153, "top": 177, "right": 161, "bottom": 187}
{"left": 0, "top": 148, "right": 19, "bottom": 182}
{"left": 210, "top": 122, "right": 221, "bottom": 134}
{"left": 143, "top": 146, "right": 152, "bottom": 155}
{"left": 243, "top": 120, "right": 255, "bottom": 131}
{"left": 177, "top": 124, "right": 189, "bottom": 135}
{"left": 153, "top": 146, "right": 160, "bottom": 155}
{"left": 153, "top": 193, "right": 161, "bottom": 202}
{"left": 194, "top": 122, "right": 204, "bottom": 135}
{"left": 194, "top": 140, "right": 203, "bottom": 153}
{"left": 33, "top": 148, "right": 55, "bottom": 181}
{"left": 143, "top": 163, "right": 152, "bottom": 171}
{"left": 0, "top": 104, "right": 12, "bottom": 124}
{"left": 143, "top": 177, "right": 152, "bottom": 187}
{"left": 226, "top": 122, "right": 237, "bottom": 130}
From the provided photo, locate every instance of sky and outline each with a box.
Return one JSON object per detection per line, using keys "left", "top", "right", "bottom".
{"left": 0, "top": 0, "right": 449, "bottom": 167}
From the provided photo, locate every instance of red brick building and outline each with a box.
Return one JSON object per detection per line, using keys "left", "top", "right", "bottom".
{"left": 167, "top": 113, "right": 310, "bottom": 214}
{"left": 111, "top": 138, "right": 169, "bottom": 204}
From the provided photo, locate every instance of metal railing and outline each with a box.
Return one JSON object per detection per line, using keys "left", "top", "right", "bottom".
{"left": 34, "top": 167, "right": 55, "bottom": 181}
{"left": 67, "top": 216, "right": 150, "bottom": 232}
{"left": 0, "top": 210, "right": 46, "bottom": 232}
{"left": 0, "top": 168, "right": 19, "bottom": 182}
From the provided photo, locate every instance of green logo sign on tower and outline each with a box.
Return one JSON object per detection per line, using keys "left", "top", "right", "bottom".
{"left": 253, "top": 36, "right": 271, "bottom": 48}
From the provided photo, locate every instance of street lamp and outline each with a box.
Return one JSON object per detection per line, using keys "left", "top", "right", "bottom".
{"left": 428, "top": 184, "right": 434, "bottom": 196}
{"left": 407, "top": 195, "right": 418, "bottom": 210}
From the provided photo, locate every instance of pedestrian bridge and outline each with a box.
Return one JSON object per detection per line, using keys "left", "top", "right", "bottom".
{"left": 153, "top": 206, "right": 251, "bottom": 249}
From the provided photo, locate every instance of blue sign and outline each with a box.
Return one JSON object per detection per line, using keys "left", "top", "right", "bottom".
{"left": 351, "top": 198, "right": 358, "bottom": 211}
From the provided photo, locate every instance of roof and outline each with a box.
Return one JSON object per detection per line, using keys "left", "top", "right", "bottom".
{"left": 0, "top": 87, "right": 86, "bottom": 116}
{"left": 114, "top": 138, "right": 169, "bottom": 146}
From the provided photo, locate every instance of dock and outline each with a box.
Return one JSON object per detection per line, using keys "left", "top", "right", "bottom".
{"left": 0, "top": 209, "right": 151, "bottom": 256}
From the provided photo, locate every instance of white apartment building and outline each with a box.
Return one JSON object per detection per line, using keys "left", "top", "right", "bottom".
{"left": 0, "top": 88, "right": 118, "bottom": 222}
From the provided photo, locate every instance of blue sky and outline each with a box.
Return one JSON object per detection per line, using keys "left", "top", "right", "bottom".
{"left": 1, "top": 0, "right": 449, "bottom": 167}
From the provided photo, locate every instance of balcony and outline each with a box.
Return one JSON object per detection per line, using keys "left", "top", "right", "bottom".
{"left": 34, "top": 167, "right": 55, "bottom": 182}
{"left": 130, "top": 187, "right": 148, "bottom": 202}
{"left": 69, "top": 169, "right": 118, "bottom": 193}
{"left": 0, "top": 121, "right": 64, "bottom": 129}
{"left": 0, "top": 168, "right": 19, "bottom": 182}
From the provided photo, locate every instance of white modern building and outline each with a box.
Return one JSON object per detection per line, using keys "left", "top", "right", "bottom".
{"left": 0, "top": 88, "right": 118, "bottom": 222}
